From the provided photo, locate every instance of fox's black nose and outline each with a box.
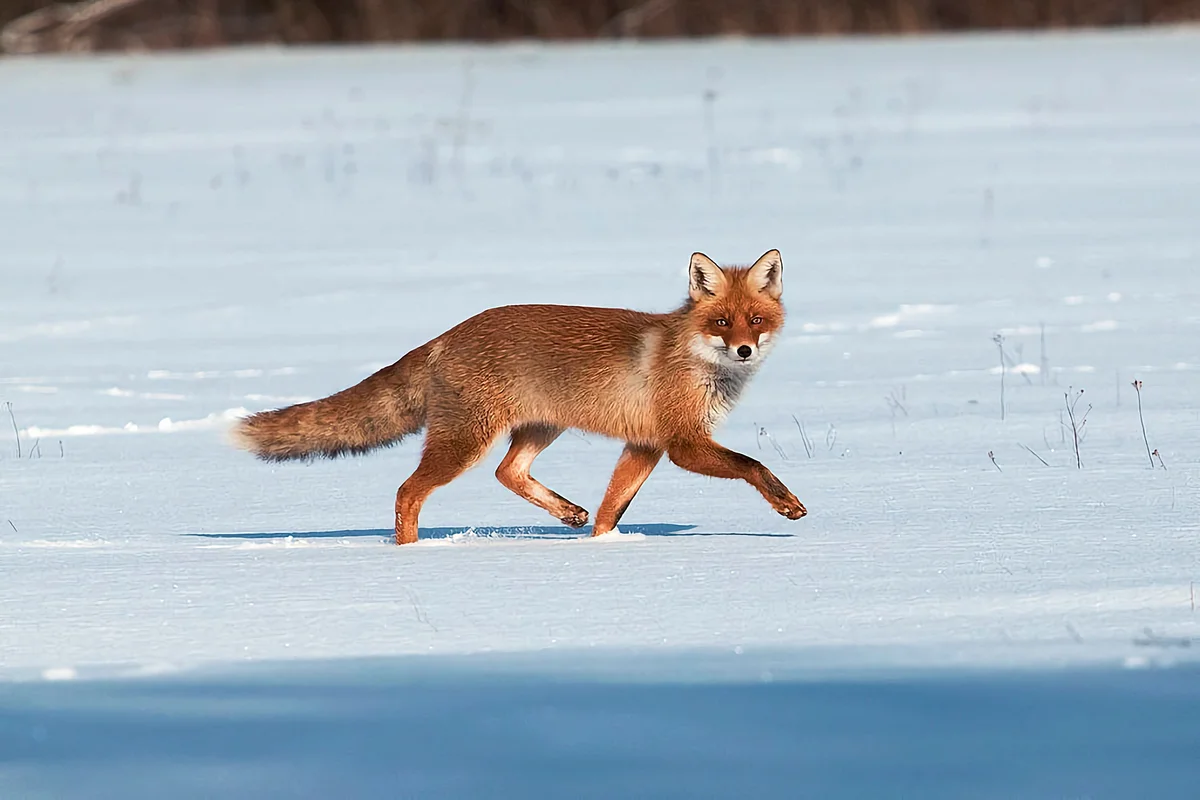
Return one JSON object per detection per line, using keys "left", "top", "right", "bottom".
{"left": 737, "top": 345, "right": 753, "bottom": 359}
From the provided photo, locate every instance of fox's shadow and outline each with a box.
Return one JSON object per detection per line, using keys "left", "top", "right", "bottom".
{"left": 187, "top": 524, "right": 793, "bottom": 541}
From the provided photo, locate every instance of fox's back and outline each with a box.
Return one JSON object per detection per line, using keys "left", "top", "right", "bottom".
{"left": 428, "top": 304, "right": 674, "bottom": 441}
{"left": 439, "top": 303, "right": 662, "bottom": 364}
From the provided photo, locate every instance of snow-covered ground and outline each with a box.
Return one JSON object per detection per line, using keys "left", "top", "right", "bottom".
{"left": 2, "top": 28, "right": 1200, "bottom": 796}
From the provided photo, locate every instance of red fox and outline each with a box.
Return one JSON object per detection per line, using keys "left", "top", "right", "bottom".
{"left": 231, "top": 249, "right": 806, "bottom": 544}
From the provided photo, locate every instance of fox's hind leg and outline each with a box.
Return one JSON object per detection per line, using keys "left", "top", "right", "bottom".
{"left": 592, "top": 444, "right": 664, "bottom": 536}
{"left": 495, "top": 423, "right": 589, "bottom": 528}
{"left": 395, "top": 415, "right": 499, "bottom": 545}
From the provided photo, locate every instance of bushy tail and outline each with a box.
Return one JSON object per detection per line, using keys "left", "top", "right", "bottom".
{"left": 230, "top": 346, "right": 430, "bottom": 462}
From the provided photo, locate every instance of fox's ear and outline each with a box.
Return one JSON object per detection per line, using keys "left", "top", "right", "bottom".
{"left": 689, "top": 252, "right": 728, "bottom": 301}
{"left": 747, "top": 249, "right": 783, "bottom": 299}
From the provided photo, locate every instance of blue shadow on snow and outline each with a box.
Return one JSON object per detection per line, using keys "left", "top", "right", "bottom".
{"left": 187, "top": 524, "right": 793, "bottom": 541}
{"left": 3, "top": 654, "right": 1199, "bottom": 799}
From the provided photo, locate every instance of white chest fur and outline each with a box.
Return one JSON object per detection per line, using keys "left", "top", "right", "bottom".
{"left": 697, "top": 361, "right": 756, "bottom": 429}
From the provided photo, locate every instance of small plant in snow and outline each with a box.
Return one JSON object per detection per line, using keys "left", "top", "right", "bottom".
{"left": 988, "top": 450, "right": 1002, "bottom": 472}
{"left": 755, "top": 425, "right": 788, "bottom": 461}
{"left": 993, "top": 333, "right": 1006, "bottom": 420}
{"left": 1063, "top": 387, "right": 1091, "bottom": 469}
{"left": 791, "top": 415, "right": 815, "bottom": 459}
{"left": 884, "top": 386, "right": 907, "bottom": 437}
{"left": 1018, "top": 442, "right": 1050, "bottom": 467}
{"left": 5, "top": 401, "right": 19, "bottom": 458}
{"left": 1131, "top": 380, "right": 1157, "bottom": 469}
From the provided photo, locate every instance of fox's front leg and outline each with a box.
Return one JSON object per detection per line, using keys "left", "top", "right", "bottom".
{"left": 667, "top": 439, "right": 806, "bottom": 520}
{"left": 592, "top": 444, "right": 664, "bottom": 536}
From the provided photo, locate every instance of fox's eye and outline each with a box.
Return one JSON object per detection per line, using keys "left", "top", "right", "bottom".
{"left": 715, "top": 318, "right": 729, "bottom": 327}
{"left": 750, "top": 316, "right": 764, "bottom": 325}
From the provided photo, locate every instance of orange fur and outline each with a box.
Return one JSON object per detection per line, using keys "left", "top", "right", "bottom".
{"left": 231, "top": 249, "right": 807, "bottom": 544}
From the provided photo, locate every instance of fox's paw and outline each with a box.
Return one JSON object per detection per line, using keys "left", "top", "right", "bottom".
{"left": 772, "top": 494, "right": 807, "bottom": 520}
{"left": 560, "top": 506, "right": 590, "bottom": 528}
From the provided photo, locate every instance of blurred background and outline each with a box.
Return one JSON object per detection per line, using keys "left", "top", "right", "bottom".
{"left": 3, "top": 0, "right": 1199, "bottom": 54}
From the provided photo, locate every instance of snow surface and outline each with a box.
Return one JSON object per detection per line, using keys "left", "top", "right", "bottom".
{"left": 3, "top": 28, "right": 1200, "bottom": 796}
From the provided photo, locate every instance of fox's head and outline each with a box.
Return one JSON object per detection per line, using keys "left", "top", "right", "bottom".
{"left": 686, "top": 249, "right": 785, "bottom": 369}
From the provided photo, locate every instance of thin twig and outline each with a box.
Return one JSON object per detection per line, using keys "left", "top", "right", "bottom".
{"left": 1132, "top": 380, "right": 1154, "bottom": 468}
{"left": 1064, "top": 388, "right": 1089, "bottom": 469}
{"left": 6, "top": 520, "right": 16, "bottom": 534}
{"left": 999, "top": 340, "right": 1034, "bottom": 386}
{"left": 791, "top": 415, "right": 815, "bottom": 459}
{"left": 5, "top": 401, "right": 19, "bottom": 458}
{"left": 884, "top": 389, "right": 906, "bottom": 439}
{"left": 885, "top": 387, "right": 909, "bottom": 416}
{"left": 1018, "top": 442, "right": 1050, "bottom": 467}
{"left": 1152, "top": 449, "right": 1166, "bottom": 470}
{"left": 993, "top": 334, "right": 1006, "bottom": 420}
{"left": 756, "top": 427, "right": 788, "bottom": 461}
{"left": 988, "top": 450, "right": 1002, "bottom": 472}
